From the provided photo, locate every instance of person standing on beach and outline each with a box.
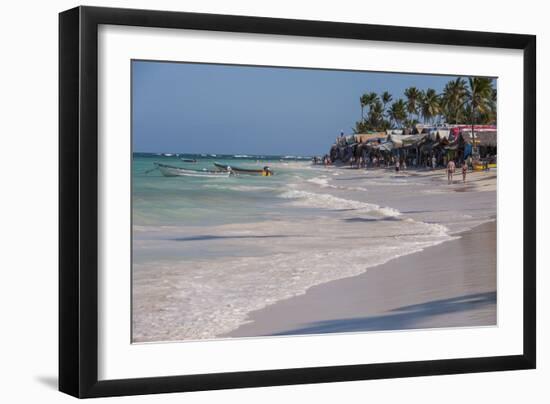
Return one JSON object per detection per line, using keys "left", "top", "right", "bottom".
{"left": 447, "top": 159, "right": 456, "bottom": 184}
{"left": 462, "top": 161, "right": 467, "bottom": 183}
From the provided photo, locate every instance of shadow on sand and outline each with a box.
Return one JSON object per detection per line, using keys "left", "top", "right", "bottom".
{"left": 270, "top": 291, "right": 496, "bottom": 336}
{"left": 170, "top": 234, "right": 294, "bottom": 242}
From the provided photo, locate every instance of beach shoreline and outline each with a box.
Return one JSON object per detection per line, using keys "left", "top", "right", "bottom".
{"left": 132, "top": 156, "right": 497, "bottom": 342}
{"left": 225, "top": 220, "right": 496, "bottom": 338}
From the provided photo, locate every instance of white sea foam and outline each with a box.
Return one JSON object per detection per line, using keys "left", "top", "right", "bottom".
{"left": 307, "top": 176, "right": 367, "bottom": 192}
{"left": 307, "top": 176, "right": 331, "bottom": 187}
{"left": 279, "top": 189, "right": 400, "bottom": 217}
{"left": 132, "top": 216, "right": 455, "bottom": 342}
{"left": 347, "top": 186, "right": 368, "bottom": 191}
{"left": 203, "top": 184, "right": 276, "bottom": 192}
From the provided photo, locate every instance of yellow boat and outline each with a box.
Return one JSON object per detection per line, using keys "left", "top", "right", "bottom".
{"left": 473, "top": 161, "right": 496, "bottom": 171}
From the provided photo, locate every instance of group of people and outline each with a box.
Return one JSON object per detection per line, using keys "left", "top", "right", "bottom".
{"left": 353, "top": 153, "right": 471, "bottom": 185}
{"left": 312, "top": 155, "right": 334, "bottom": 167}
{"left": 352, "top": 153, "right": 453, "bottom": 171}
{"left": 446, "top": 159, "right": 468, "bottom": 184}
{"left": 317, "top": 152, "right": 475, "bottom": 185}
{"left": 349, "top": 155, "right": 403, "bottom": 170}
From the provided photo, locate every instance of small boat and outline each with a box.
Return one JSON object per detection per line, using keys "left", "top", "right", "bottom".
{"left": 214, "top": 162, "right": 273, "bottom": 176}
{"left": 472, "top": 161, "right": 496, "bottom": 171}
{"left": 180, "top": 158, "right": 197, "bottom": 163}
{"left": 154, "top": 162, "right": 231, "bottom": 178}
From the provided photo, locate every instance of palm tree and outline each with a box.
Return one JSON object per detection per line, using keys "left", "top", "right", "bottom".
{"left": 360, "top": 93, "right": 369, "bottom": 123}
{"left": 360, "top": 92, "right": 379, "bottom": 125}
{"left": 381, "top": 91, "right": 393, "bottom": 111}
{"left": 404, "top": 118, "right": 419, "bottom": 129}
{"left": 388, "top": 99, "right": 407, "bottom": 128}
{"left": 368, "top": 100, "right": 385, "bottom": 130}
{"left": 421, "top": 88, "right": 441, "bottom": 124}
{"left": 364, "top": 92, "right": 380, "bottom": 129}
{"left": 487, "top": 87, "right": 497, "bottom": 124}
{"left": 366, "top": 92, "right": 379, "bottom": 110}
{"left": 404, "top": 87, "right": 423, "bottom": 123}
{"left": 353, "top": 120, "right": 368, "bottom": 134}
{"left": 380, "top": 119, "right": 392, "bottom": 131}
{"left": 441, "top": 77, "right": 467, "bottom": 124}
{"left": 467, "top": 77, "right": 494, "bottom": 151}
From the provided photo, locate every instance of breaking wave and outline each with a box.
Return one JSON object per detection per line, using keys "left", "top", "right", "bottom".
{"left": 279, "top": 189, "right": 400, "bottom": 217}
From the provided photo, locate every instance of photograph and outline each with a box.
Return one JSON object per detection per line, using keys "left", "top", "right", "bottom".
{"left": 131, "top": 60, "right": 497, "bottom": 343}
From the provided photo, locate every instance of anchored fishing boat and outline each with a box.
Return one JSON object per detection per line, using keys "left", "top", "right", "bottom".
{"left": 214, "top": 162, "right": 273, "bottom": 176}
{"left": 154, "top": 162, "right": 231, "bottom": 178}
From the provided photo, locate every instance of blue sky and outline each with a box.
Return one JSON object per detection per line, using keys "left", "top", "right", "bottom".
{"left": 132, "top": 61, "right": 478, "bottom": 156}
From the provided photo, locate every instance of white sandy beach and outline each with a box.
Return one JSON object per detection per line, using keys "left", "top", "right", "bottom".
{"left": 226, "top": 220, "right": 496, "bottom": 337}
{"left": 132, "top": 163, "right": 496, "bottom": 342}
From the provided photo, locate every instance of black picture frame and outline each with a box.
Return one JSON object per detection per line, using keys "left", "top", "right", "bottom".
{"left": 59, "top": 5, "right": 536, "bottom": 398}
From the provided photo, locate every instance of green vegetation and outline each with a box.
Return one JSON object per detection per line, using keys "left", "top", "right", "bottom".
{"left": 353, "top": 77, "right": 496, "bottom": 133}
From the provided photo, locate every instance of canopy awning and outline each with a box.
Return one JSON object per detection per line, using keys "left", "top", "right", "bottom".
{"left": 459, "top": 131, "right": 497, "bottom": 147}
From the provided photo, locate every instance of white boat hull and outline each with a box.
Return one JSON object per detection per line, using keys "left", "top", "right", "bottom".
{"left": 155, "top": 164, "right": 230, "bottom": 178}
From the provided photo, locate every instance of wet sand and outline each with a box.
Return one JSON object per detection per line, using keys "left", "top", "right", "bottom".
{"left": 226, "top": 220, "right": 496, "bottom": 337}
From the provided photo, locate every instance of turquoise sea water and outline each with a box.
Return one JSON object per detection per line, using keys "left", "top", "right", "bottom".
{"left": 133, "top": 153, "right": 321, "bottom": 227}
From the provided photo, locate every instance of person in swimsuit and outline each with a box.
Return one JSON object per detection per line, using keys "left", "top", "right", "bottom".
{"left": 447, "top": 160, "right": 456, "bottom": 184}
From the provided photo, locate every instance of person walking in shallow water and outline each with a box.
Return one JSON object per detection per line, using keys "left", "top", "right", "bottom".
{"left": 462, "top": 161, "right": 468, "bottom": 183}
{"left": 447, "top": 159, "right": 456, "bottom": 184}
